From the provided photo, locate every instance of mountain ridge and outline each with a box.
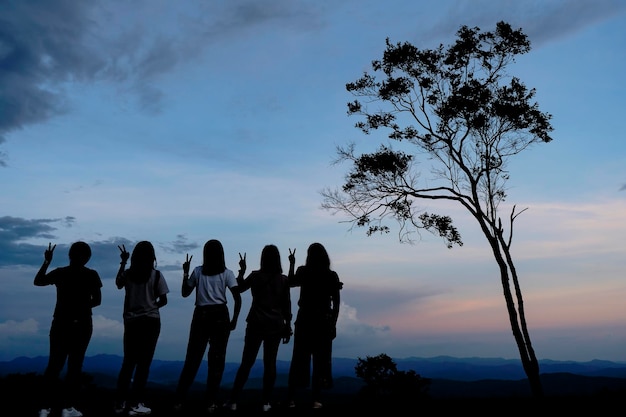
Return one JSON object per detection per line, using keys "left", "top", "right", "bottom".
{"left": 3, "top": 353, "right": 626, "bottom": 384}
{"left": 2, "top": 354, "right": 626, "bottom": 406}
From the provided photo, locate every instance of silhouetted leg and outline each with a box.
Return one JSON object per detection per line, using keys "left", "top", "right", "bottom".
{"left": 230, "top": 327, "right": 263, "bottom": 403}
{"left": 206, "top": 308, "right": 230, "bottom": 405}
{"left": 65, "top": 319, "right": 92, "bottom": 408}
{"left": 176, "top": 308, "right": 210, "bottom": 403}
{"left": 130, "top": 317, "right": 160, "bottom": 404}
{"left": 287, "top": 324, "right": 312, "bottom": 403}
{"left": 41, "top": 319, "right": 69, "bottom": 410}
{"left": 311, "top": 335, "right": 333, "bottom": 403}
{"left": 261, "top": 334, "right": 281, "bottom": 404}
{"left": 117, "top": 320, "right": 139, "bottom": 404}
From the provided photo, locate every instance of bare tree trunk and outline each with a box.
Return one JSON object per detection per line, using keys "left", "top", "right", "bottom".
{"left": 490, "top": 239, "right": 544, "bottom": 397}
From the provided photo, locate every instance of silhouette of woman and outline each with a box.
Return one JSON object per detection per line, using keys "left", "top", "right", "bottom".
{"left": 34, "top": 241, "right": 103, "bottom": 417}
{"left": 286, "top": 243, "right": 342, "bottom": 410}
{"left": 114, "top": 241, "right": 169, "bottom": 416}
{"left": 173, "top": 239, "right": 242, "bottom": 414}
{"left": 226, "top": 244, "right": 292, "bottom": 413}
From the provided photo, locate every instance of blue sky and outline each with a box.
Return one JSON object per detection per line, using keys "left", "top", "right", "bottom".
{"left": 1, "top": 0, "right": 625, "bottom": 365}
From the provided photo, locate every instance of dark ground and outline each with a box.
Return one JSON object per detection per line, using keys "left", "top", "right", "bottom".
{"left": 12, "top": 384, "right": 626, "bottom": 416}
{"left": 5, "top": 373, "right": 625, "bottom": 416}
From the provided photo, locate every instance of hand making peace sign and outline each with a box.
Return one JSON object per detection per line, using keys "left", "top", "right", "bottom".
{"left": 118, "top": 244, "right": 129, "bottom": 264}
{"left": 44, "top": 242, "right": 56, "bottom": 263}
{"left": 288, "top": 248, "right": 296, "bottom": 265}
{"left": 238, "top": 252, "right": 246, "bottom": 272}
{"left": 183, "top": 253, "right": 193, "bottom": 275}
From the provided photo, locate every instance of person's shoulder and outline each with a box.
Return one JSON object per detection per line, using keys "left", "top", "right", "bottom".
{"left": 223, "top": 268, "right": 237, "bottom": 281}
{"left": 295, "top": 265, "right": 308, "bottom": 275}
{"left": 81, "top": 265, "right": 99, "bottom": 275}
{"left": 47, "top": 265, "right": 66, "bottom": 274}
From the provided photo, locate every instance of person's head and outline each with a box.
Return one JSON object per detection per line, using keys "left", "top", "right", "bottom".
{"left": 305, "top": 242, "right": 331, "bottom": 271}
{"left": 68, "top": 241, "right": 91, "bottom": 267}
{"left": 129, "top": 241, "right": 156, "bottom": 282}
{"left": 259, "top": 244, "right": 282, "bottom": 274}
{"left": 202, "top": 239, "right": 227, "bottom": 276}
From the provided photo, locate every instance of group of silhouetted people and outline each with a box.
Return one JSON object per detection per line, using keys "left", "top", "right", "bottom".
{"left": 34, "top": 240, "right": 342, "bottom": 417}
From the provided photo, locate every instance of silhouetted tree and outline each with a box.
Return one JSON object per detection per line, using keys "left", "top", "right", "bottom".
{"left": 355, "top": 353, "right": 430, "bottom": 407}
{"left": 322, "top": 21, "right": 552, "bottom": 397}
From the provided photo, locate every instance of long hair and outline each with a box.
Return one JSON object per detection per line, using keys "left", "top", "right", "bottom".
{"left": 128, "top": 241, "right": 156, "bottom": 283}
{"left": 201, "top": 239, "right": 227, "bottom": 276}
{"left": 259, "top": 244, "right": 282, "bottom": 274}
{"left": 305, "top": 242, "right": 331, "bottom": 272}
{"left": 68, "top": 241, "right": 91, "bottom": 267}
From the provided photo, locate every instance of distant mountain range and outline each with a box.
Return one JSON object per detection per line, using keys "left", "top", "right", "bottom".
{"left": 3, "top": 354, "right": 626, "bottom": 399}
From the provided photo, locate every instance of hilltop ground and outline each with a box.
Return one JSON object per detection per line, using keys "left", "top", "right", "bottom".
{"left": 5, "top": 374, "right": 624, "bottom": 417}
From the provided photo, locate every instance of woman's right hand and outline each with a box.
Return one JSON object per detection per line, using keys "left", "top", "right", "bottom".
{"left": 118, "top": 244, "right": 129, "bottom": 264}
{"left": 44, "top": 242, "right": 56, "bottom": 263}
{"left": 183, "top": 253, "right": 192, "bottom": 275}
{"left": 288, "top": 248, "right": 296, "bottom": 265}
{"left": 238, "top": 252, "right": 246, "bottom": 272}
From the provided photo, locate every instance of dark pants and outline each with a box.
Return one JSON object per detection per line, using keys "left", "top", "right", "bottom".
{"left": 287, "top": 322, "right": 334, "bottom": 402}
{"left": 176, "top": 305, "right": 231, "bottom": 405}
{"left": 41, "top": 317, "right": 93, "bottom": 410}
{"left": 116, "top": 316, "right": 161, "bottom": 405}
{"left": 230, "top": 325, "right": 282, "bottom": 404}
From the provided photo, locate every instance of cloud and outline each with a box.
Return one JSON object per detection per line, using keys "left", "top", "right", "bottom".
{"left": 419, "top": 0, "right": 626, "bottom": 47}
{"left": 0, "top": 0, "right": 328, "bottom": 164}
{"left": 342, "top": 283, "right": 448, "bottom": 322}
{"left": 0, "top": 0, "right": 105, "bottom": 161}
{"left": 92, "top": 314, "right": 123, "bottom": 338}
{"left": 0, "top": 216, "right": 73, "bottom": 265}
{"left": 159, "top": 234, "right": 201, "bottom": 256}
{"left": 0, "top": 318, "right": 39, "bottom": 336}
{"left": 0, "top": 215, "right": 195, "bottom": 277}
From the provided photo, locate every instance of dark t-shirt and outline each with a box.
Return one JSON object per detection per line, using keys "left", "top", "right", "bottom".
{"left": 240, "top": 270, "right": 291, "bottom": 334}
{"left": 291, "top": 266, "right": 340, "bottom": 326}
{"left": 43, "top": 265, "right": 103, "bottom": 321}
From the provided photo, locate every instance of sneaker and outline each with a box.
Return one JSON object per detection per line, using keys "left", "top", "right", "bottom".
{"left": 128, "top": 403, "right": 151, "bottom": 416}
{"left": 224, "top": 402, "right": 237, "bottom": 411}
{"left": 62, "top": 407, "right": 83, "bottom": 417}
{"left": 312, "top": 401, "right": 323, "bottom": 409}
{"left": 207, "top": 404, "right": 219, "bottom": 414}
{"left": 287, "top": 400, "right": 296, "bottom": 408}
{"left": 38, "top": 409, "right": 51, "bottom": 417}
{"left": 262, "top": 403, "right": 272, "bottom": 412}
{"left": 172, "top": 403, "right": 184, "bottom": 413}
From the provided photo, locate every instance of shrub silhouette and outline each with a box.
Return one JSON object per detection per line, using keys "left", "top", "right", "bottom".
{"left": 354, "top": 353, "right": 430, "bottom": 407}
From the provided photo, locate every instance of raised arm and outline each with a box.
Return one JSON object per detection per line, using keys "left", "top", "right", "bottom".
{"left": 34, "top": 243, "right": 56, "bottom": 286}
{"left": 115, "top": 244, "right": 129, "bottom": 289}
{"left": 236, "top": 252, "right": 251, "bottom": 292}
{"left": 181, "top": 253, "right": 194, "bottom": 298}
{"left": 287, "top": 248, "right": 296, "bottom": 285}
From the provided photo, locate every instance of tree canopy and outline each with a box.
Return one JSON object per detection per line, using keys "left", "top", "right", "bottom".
{"left": 323, "top": 21, "right": 552, "bottom": 248}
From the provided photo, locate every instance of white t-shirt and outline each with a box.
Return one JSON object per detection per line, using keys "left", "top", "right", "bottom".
{"left": 187, "top": 265, "right": 237, "bottom": 306}
{"left": 122, "top": 269, "right": 169, "bottom": 321}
